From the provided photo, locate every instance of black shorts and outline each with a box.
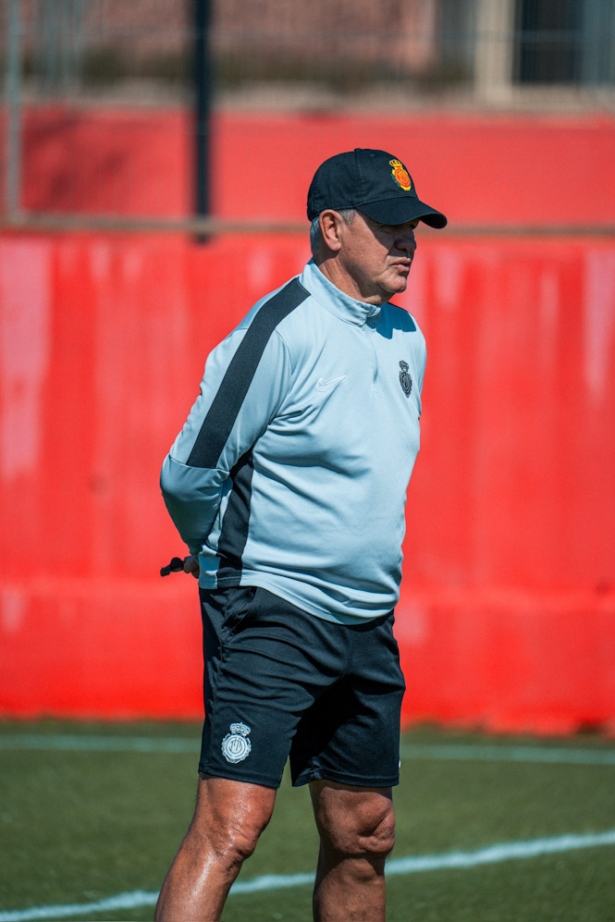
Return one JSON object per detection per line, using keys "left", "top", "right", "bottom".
{"left": 198, "top": 585, "right": 406, "bottom": 789}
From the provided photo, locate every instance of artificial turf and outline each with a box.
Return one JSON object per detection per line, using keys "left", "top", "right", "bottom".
{"left": 1, "top": 722, "right": 614, "bottom": 921}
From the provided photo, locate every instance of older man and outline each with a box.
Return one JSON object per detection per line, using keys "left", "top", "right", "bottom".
{"left": 156, "top": 148, "right": 447, "bottom": 921}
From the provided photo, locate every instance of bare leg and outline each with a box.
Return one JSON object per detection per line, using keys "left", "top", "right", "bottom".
{"left": 155, "top": 775, "right": 276, "bottom": 922}
{"left": 309, "top": 780, "right": 395, "bottom": 922}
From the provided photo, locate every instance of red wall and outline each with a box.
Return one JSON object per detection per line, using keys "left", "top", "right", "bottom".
{"left": 11, "top": 106, "right": 615, "bottom": 226}
{"left": 1, "top": 109, "right": 614, "bottom": 731}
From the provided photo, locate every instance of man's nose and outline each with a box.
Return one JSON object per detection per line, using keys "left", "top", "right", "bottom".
{"left": 394, "top": 226, "right": 417, "bottom": 252}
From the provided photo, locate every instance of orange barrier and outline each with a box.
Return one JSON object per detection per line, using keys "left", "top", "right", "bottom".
{"left": 1, "top": 231, "right": 613, "bottom": 731}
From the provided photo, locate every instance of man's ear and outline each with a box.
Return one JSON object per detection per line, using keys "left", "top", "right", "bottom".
{"left": 319, "top": 210, "right": 344, "bottom": 253}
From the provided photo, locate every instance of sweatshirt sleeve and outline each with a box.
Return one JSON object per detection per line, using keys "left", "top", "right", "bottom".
{"left": 416, "top": 327, "right": 427, "bottom": 394}
{"left": 160, "top": 326, "right": 291, "bottom": 555}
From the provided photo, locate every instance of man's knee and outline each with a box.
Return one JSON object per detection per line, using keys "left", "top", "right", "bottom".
{"left": 189, "top": 776, "right": 275, "bottom": 871}
{"left": 196, "top": 816, "right": 263, "bottom": 870}
{"left": 312, "top": 784, "right": 396, "bottom": 863}
{"left": 325, "top": 808, "right": 395, "bottom": 863}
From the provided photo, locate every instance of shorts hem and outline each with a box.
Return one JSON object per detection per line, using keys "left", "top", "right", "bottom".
{"left": 293, "top": 769, "right": 400, "bottom": 789}
{"left": 198, "top": 765, "right": 282, "bottom": 790}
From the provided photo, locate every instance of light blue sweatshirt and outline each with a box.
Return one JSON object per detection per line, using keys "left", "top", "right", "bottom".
{"left": 160, "top": 259, "right": 425, "bottom": 624}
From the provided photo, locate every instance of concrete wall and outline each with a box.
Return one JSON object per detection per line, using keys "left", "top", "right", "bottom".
{"left": 1, "top": 110, "right": 614, "bottom": 731}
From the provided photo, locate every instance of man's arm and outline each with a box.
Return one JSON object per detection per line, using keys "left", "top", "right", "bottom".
{"left": 160, "top": 326, "right": 291, "bottom": 557}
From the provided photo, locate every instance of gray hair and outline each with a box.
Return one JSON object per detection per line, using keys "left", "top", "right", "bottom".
{"left": 310, "top": 208, "right": 356, "bottom": 258}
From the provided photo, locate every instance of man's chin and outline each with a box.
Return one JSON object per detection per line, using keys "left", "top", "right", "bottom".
{"left": 387, "top": 277, "right": 409, "bottom": 295}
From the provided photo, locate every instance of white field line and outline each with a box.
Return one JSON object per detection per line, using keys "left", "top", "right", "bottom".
{"left": 1, "top": 829, "right": 615, "bottom": 921}
{"left": 398, "top": 742, "right": 615, "bottom": 766}
{"left": 2, "top": 734, "right": 615, "bottom": 766}
{"left": 0, "top": 735, "right": 198, "bottom": 753}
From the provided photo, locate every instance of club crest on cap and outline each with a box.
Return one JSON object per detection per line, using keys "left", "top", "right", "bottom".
{"left": 389, "top": 159, "right": 412, "bottom": 192}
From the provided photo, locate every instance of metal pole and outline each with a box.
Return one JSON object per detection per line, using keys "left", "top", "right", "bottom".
{"left": 6, "top": 0, "right": 23, "bottom": 219}
{"left": 194, "top": 0, "right": 212, "bottom": 228}
{"left": 474, "top": 0, "right": 515, "bottom": 103}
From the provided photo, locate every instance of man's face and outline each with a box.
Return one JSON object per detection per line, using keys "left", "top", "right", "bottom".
{"left": 335, "top": 211, "right": 419, "bottom": 305}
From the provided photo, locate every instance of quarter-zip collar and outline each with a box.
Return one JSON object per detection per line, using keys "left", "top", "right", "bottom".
{"left": 300, "top": 259, "right": 382, "bottom": 327}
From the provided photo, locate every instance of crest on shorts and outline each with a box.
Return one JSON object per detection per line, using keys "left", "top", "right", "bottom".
{"left": 390, "top": 159, "right": 412, "bottom": 192}
{"left": 221, "top": 722, "right": 252, "bottom": 764}
{"left": 399, "top": 361, "right": 412, "bottom": 397}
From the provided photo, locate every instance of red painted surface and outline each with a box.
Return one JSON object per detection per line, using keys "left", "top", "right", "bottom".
{"left": 1, "top": 110, "right": 615, "bottom": 730}
{"left": 10, "top": 106, "right": 615, "bottom": 226}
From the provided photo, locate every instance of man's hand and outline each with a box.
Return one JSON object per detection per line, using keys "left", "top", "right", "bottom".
{"left": 183, "top": 555, "right": 200, "bottom": 578}
{"left": 160, "top": 555, "right": 200, "bottom": 578}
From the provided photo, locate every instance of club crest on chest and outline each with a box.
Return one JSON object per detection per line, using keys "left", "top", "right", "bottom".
{"left": 398, "top": 361, "right": 412, "bottom": 397}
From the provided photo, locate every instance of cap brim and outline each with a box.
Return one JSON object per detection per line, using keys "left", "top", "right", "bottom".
{"left": 359, "top": 198, "right": 447, "bottom": 229}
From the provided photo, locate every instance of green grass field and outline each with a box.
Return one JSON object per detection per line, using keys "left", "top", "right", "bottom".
{"left": 1, "top": 721, "right": 615, "bottom": 921}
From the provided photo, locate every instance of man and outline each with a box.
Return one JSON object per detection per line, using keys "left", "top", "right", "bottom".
{"left": 156, "top": 148, "right": 447, "bottom": 921}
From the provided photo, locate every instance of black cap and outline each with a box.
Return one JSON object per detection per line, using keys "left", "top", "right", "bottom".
{"left": 307, "top": 148, "right": 447, "bottom": 229}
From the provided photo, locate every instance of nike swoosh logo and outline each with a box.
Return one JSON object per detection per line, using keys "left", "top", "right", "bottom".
{"left": 316, "top": 375, "right": 347, "bottom": 391}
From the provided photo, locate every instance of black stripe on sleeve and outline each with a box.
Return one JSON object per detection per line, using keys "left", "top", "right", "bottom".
{"left": 186, "top": 277, "right": 310, "bottom": 469}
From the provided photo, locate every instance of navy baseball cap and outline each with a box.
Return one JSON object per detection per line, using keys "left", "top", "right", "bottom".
{"left": 307, "top": 148, "right": 447, "bottom": 229}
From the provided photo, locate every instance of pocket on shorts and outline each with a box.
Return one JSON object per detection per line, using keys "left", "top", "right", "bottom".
{"left": 221, "top": 585, "right": 258, "bottom": 636}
